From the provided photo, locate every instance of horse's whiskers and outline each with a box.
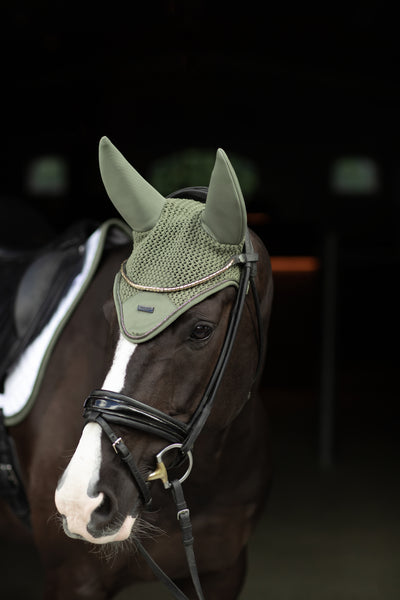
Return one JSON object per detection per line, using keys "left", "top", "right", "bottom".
{"left": 48, "top": 510, "right": 64, "bottom": 529}
{"left": 134, "top": 514, "right": 165, "bottom": 544}
{"left": 88, "top": 513, "right": 165, "bottom": 564}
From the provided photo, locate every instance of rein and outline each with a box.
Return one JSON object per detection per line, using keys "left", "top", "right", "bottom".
{"left": 83, "top": 229, "right": 263, "bottom": 600}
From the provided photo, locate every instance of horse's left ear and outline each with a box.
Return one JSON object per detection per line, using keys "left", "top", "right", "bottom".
{"left": 99, "top": 136, "right": 165, "bottom": 232}
{"left": 201, "top": 148, "right": 247, "bottom": 245}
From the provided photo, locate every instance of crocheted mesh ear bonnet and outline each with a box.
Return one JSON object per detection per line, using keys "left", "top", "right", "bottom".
{"left": 99, "top": 137, "right": 248, "bottom": 343}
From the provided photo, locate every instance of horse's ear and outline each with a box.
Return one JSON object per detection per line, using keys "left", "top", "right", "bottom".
{"left": 201, "top": 148, "right": 247, "bottom": 245}
{"left": 99, "top": 136, "right": 165, "bottom": 232}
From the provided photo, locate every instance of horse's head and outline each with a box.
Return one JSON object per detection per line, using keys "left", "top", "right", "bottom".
{"left": 55, "top": 138, "right": 271, "bottom": 547}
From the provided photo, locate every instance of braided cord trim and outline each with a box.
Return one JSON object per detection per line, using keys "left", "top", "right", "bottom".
{"left": 120, "top": 257, "right": 237, "bottom": 293}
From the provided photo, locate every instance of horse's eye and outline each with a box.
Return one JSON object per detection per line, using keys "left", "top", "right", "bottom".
{"left": 190, "top": 324, "right": 213, "bottom": 341}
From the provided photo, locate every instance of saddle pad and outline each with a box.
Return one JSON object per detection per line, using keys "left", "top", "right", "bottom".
{"left": 0, "top": 219, "right": 130, "bottom": 426}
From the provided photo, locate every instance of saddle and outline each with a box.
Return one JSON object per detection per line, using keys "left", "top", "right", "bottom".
{"left": 0, "top": 220, "right": 98, "bottom": 384}
{"left": 0, "top": 218, "right": 131, "bottom": 529}
{"left": 0, "top": 221, "right": 96, "bottom": 530}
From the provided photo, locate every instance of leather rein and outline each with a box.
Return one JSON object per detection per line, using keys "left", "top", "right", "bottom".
{"left": 83, "top": 229, "right": 263, "bottom": 600}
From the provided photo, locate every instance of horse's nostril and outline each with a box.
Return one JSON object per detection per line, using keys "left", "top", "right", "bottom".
{"left": 87, "top": 491, "right": 119, "bottom": 537}
{"left": 95, "top": 494, "right": 112, "bottom": 517}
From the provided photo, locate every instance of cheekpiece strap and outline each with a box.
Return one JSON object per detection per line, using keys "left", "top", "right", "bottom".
{"left": 89, "top": 413, "right": 152, "bottom": 507}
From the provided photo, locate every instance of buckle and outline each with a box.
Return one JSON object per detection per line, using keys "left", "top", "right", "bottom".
{"left": 177, "top": 508, "right": 190, "bottom": 521}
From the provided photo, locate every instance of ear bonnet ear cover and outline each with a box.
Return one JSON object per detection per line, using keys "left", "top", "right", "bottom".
{"left": 99, "top": 137, "right": 247, "bottom": 343}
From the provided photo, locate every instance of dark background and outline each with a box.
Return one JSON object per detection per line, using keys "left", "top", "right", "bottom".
{"left": 1, "top": 0, "right": 397, "bottom": 426}
{"left": 1, "top": 2, "right": 399, "bottom": 597}
{"left": 2, "top": 1, "right": 399, "bottom": 238}
{"left": 2, "top": 1, "right": 399, "bottom": 241}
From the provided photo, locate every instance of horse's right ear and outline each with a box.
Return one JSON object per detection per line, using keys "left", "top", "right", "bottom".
{"left": 201, "top": 148, "right": 247, "bottom": 245}
{"left": 99, "top": 136, "right": 165, "bottom": 232}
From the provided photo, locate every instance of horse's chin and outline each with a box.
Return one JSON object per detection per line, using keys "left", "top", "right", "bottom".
{"left": 61, "top": 514, "right": 136, "bottom": 545}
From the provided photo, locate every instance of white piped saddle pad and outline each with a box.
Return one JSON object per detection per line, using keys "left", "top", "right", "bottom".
{"left": 0, "top": 219, "right": 130, "bottom": 426}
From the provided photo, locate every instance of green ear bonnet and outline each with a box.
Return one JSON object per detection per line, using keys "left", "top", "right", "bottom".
{"left": 99, "top": 137, "right": 248, "bottom": 343}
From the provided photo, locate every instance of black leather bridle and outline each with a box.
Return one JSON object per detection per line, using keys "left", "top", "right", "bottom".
{"left": 82, "top": 189, "right": 264, "bottom": 600}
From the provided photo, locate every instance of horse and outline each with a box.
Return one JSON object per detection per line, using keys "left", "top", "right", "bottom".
{"left": 1, "top": 137, "right": 273, "bottom": 599}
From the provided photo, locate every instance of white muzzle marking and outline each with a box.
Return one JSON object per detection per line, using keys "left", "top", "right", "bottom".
{"left": 55, "top": 335, "right": 137, "bottom": 543}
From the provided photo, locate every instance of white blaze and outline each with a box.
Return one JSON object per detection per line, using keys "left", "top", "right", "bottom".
{"left": 103, "top": 335, "right": 138, "bottom": 391}
{"left": 55, "top": 334, "right": 137, "bottom": 543}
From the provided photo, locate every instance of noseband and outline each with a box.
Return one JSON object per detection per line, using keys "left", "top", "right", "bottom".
{"left": 83, "top": 216, "right": 263, "bottom": 599}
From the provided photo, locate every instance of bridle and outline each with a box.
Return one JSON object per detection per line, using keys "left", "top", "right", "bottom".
{"left": 82, "top": 188, "right": 264, "bottom": 600}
